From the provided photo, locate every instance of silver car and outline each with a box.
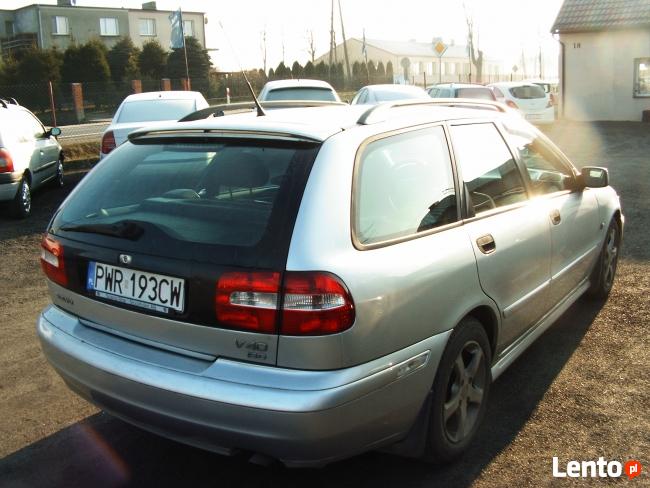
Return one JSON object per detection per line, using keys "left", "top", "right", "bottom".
{"left": 0, "top": 99, "right": 63, "bottom": 218}
{"left": 37, "top": 100, "right": 622, "bottom": 467}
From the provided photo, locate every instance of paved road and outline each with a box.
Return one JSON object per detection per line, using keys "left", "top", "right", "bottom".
{"left": 0, "top": 122, "right": 648, "bottom": 487}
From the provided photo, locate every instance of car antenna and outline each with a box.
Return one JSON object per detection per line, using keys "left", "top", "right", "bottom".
{"left": 219, "top": 21, "right": 266, "bottom": 117}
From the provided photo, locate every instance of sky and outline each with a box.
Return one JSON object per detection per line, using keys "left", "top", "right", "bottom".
{"left": 3, "top": 0, "right": 565, "bottom": 77}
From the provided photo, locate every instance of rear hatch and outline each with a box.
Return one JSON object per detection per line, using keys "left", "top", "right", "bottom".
{"left": 45, "top": 135, "right": 319, "bottom": 365}
{"left": 509, "top": 84, "right": 548, "bottom": 113}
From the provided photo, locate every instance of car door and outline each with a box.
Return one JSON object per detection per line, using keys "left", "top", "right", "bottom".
{"left": 16, "top": 110, "right": 59, "bottom": 187}
{"left": 501, "top": 119, "right": 602, "bottom": 306}
{"left": 449, "top": 122, "right": 553, "bottom": 351}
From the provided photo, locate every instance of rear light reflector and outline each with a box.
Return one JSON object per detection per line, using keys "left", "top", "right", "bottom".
{"left": 505, "top": 100, "right": 519, "bottom": 109}
{"left": 0, "top": 148, "right": 14, "bottom": 173}
{"left": 101, "top": 131, "right": 116, "bottom": 155}
{"left": 40, "top": 234, "right": 67, "bottom": 286}
{"left": 281, "top": 272, "right": 355, "bottom": 335}
{"left": 215, "top": 271, "right": 355, "bottom": 335}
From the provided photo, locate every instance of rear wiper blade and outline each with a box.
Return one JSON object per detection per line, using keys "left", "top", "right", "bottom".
{"left": 60, "top": 221, "right": 145, "bottom": 240}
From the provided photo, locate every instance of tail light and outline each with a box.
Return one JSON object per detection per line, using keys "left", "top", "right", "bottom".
{"left": 546, "top": 97, "right": 554, "bottom": 108}
{"left": 101, "top": 131, "right": 116, "bottom": 155}
{"left": 216, "top": 271, "right": 355, "bottom": 335}
{"left": 0, "top": 148, "right": 14, "bottom": 173}
{"left": 40, "top": 234, "right": 67, "bottom": 287}
{"left": 505, "top": 100, "right": 519, "bottom": 109}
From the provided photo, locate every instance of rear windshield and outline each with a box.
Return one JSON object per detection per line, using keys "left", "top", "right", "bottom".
{"left": 456, "top": 87, "right": 496, "bottom": 100}
{"left": 52, "top": 139, "right": 319, "bottom": 264}
{"left": 265, "top": 87, "right": 336, "bottom": 101}
{"left": 117, "top": 99, "right": 197, "bottom": 123}
{"left": 373, "top": 88, "right": 427, "bottom": 101}
{"left": 509, "top": 85, "right": 546, "bottom": 99}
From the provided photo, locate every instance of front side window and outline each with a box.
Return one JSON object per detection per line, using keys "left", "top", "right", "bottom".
{"left": 450, "top": 123, "right": 527, "bottom": 215}
{"left": 355, "top": 126, "right": 458, "bottom": 246}
{"left": 139, "top": 18, "right": 156, "bottom": 36}
{"left": 183, "top": 19, "right": 194, "bottom": 37}
{"left": 502, "top": 118, "right": 575, "bottom": 195}
{"left": 634, "top": 58, "right": 650, "bottom": 97}
{"left": 100, "top": 17, "right": 119, "bottom": 36}
{"left": 52, "top": 16, "right": 69, "bottom": 35}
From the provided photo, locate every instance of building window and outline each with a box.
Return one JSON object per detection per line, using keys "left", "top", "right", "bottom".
{"left": 139, "top": 18, "right": 156, "bottom": 36}
{"left": 52, "top": 16, "right": 69, "bottom": 35}
{"left": 5, "top": 21, "right": 15, "bottom": 37}
{"left": 634, "top": 58, "right": 650, "bottom": 97}
{"left": 183, "top": 19, "right": 194, "bottom": 37}
{"left": 100, "top": 18, "right": 119, "bottom": 36}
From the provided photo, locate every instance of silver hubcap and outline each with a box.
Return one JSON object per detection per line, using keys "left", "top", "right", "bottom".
{"left": 21, "top": 181, "right": 31, "bottom": 213}
{"left": 57, "top": 161, "right": 63, "bottom": 185}
{"left": 443, "top": 341, "right": 486, "bottom": 443}
{"left": 602, "top": 226, "right": 618, "bottom": 289}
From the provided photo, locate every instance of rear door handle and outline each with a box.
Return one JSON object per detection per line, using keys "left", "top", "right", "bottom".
{"left": 550, "top": 209, "right": 561, "bottom": 225}
{"left": 476, "top": 234, "right": 496, "bottom": 254}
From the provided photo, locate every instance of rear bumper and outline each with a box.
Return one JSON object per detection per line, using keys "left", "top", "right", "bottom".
{"left": 523, "top": 106, "right": 555, "bottom": 125}
{"left": 0, "top": 171, "right": 21, "bottom": 201}
{"left": 37, "top": 305, "right": 450, "bottom": 466}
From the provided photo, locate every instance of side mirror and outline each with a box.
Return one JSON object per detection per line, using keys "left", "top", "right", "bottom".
{"left": 578, "top": 166, "right": 609, "bottom": 188}
{"left": 49, "top": 127, "right": 61, "bottom": 137}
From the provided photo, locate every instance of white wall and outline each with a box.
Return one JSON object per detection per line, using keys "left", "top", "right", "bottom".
{"left": 561, "top": 29, "right": 650, "bottom": 121}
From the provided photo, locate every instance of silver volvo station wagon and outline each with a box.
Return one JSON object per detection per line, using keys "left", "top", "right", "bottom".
{"left": 37, "top": 99, "right": 623, "bottom": 467}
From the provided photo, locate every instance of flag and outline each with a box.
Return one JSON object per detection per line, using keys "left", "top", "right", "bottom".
{"left": 169, "top": 8, "right": 185, "bottom": 49}
{"left": 362, "top": 29, "right": 368, "bottom": 62}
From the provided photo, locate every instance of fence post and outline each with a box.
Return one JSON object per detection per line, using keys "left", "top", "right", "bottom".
{"left": 181, "top": 78, "right": 191, "bottom": 91}
{"left": 48, "top": 81, "right": 57, "bottom": 127}
{"left": 161, "top": 78, "right": 171, "bottom": 91}
{"left": 131, "top": 79, "right": 142, "bottom": 94}
{"left": 71, "top": 83, "right": 84, "bottom": 123}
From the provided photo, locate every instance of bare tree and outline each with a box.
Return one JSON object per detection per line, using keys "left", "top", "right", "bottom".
{"left": 306, "top": 30, "right": 317, "bottom": 64}
{"left": 260, "top": 28, "right": 267, "bottom": 74}
{"left": 464, "top": 2, "right": 484, "bottom": 83}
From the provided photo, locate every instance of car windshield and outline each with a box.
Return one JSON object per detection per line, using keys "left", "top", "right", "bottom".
{"left": 117, "top": 99, "right": 197, "bottom": 123}
{"left": 265, "top": 87, "right": 337, "bottom": 101}
{"left": 52, "top": 139, "right": 319, "bottom": 259}
{"left": 456, "top": 87, "right": 496, "bottom": 100}
{"left": 509, "top": 85, "right": 546, "bottom": 99}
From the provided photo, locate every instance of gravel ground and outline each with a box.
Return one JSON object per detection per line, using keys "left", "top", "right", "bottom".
{"left": 0, "top": 121, "right": 648, "bottom": 487}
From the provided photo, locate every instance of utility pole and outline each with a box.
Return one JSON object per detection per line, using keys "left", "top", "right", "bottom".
{"left": 329, "top": 0, "right": 335, "bottom": 78}
{"left": 338, "top": 0, "right": 351, "bottom": 81}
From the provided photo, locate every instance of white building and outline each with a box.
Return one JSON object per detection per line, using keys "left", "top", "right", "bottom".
{"left": 552, "top": 0, "right": 650, "bottom": 121}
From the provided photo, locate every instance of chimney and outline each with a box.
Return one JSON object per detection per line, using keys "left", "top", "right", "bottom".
{"left": 142, "top": 1, "right": 157, "bottom": 10}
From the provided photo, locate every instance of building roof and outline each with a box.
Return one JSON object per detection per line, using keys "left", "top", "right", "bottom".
{"left": 551, "top": 0, "right": 650, "bottom": 33}
{"left": 361, "top": 38, "right": 471, "bottom": 59}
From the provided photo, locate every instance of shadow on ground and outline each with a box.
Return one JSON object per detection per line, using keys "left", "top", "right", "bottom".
{"left": 0, "top": 296, "right": 605, "bottom": 488}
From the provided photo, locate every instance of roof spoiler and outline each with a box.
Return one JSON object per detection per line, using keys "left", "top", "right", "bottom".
{"left": 357, "top": 98, "right": 511, "bottom": 125}
{"left": 179, "top": 100, "right": 347, "bottom": 122}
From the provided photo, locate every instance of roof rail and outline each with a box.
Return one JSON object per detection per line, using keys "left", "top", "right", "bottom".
{"left": 179, "top": 100, "right": 347, "bottom": 122}
{"left": 357, "top": 98, "right": 511, "bottom": 125}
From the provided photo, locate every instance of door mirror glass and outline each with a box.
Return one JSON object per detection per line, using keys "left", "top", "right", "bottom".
{"left": 580, "top": 166, "right": 609, "bottom": 188}
{"left": 49, "top": 127, "right": 61, "bottom": 137}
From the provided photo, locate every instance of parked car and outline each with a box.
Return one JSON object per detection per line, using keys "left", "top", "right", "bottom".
{"left": 258, "top": 79, "right": 341, "bottom": 102}
{"left": 38, "top": 100, "right": 622, "bottom": 467}
{"left": 488, "top": 82, "right": 554, "bottom": 124}
{"left": 351, "top": 84, "right": 430, "bottom": 104}
{"left": 0, "top": 98, "right": 62, "bottom": 218}
{"left": 100, "top": 91, "right": 209, "bottom": 159}
{"left": 428, "top": 83, "right": 497, "bottom": 101}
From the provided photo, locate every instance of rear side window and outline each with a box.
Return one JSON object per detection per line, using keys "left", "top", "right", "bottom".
{"left": 456, "top": 87, "right": 496, "bottom": 101}
{"left": 450, "top": 123, "right": 527, "bottom": 215}
{"left": 509, "top": 85, "right": 546, "bottom": 99}
{"left": 265, "top": 88, "right": 336, "bottom": 101}
{"left": 117, "top": 99, "right": 197, "bottom": 123}
{"left": 52, "top": 139, "right": 318, "bottom": 264}
{"left": 355, "top": 126, "right": 457, "bottom": 246}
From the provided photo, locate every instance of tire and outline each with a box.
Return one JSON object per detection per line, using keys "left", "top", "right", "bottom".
{"left": 53, "top": 157, "right": 64, "bottom": 188}
{"left": 423, "top": 317, "right": 492, "bottom": 463}
{"left": 587, "top": 218, "right": 621, "bottom": 300}
{"left": 11, "top": 177, "right": 31, "bottom": 219}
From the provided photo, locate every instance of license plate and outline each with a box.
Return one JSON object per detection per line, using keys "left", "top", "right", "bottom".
{"left": 87, "top": 262, "right": 185, "bottom": 313}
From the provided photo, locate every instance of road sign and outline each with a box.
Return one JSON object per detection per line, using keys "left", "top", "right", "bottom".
{"left": 434, "top": 41, "right": 448, "bottom": 57}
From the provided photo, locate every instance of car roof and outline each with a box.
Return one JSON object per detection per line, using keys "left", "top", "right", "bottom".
{"left": 122, "top": 91, "right": 205, "bottom": 102}
{"left": 364, "top": 84, "right": 426, "bottom": 92}
{"left": 431, "top": 83, "right": 490, "bottom": 89}
{"left": 128, "top": 103, "right": 504, "bottom": 143}
{"left": 261, "top": 79, "right": 336, "bottom": 90}
{"left": 488, "top": 81, "right": 541, "bottom": 88}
